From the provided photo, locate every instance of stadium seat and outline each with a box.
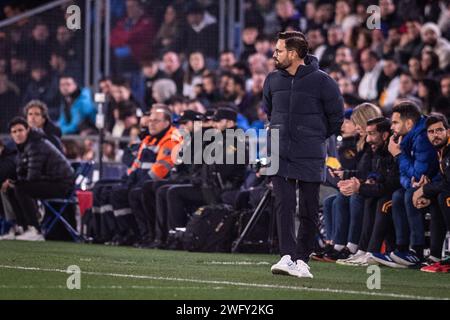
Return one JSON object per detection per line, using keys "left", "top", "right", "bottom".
{"left": 40, "top": 161, "right": 94, "bottom": 242}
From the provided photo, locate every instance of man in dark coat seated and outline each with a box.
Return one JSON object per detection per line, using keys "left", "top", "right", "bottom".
{"left": 4, "top": 117, "right": 74, "bottom": 241}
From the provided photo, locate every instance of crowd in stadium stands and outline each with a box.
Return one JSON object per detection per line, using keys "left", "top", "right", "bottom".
{"left": 1, "top": 0, "right": 450, "bottom": 273}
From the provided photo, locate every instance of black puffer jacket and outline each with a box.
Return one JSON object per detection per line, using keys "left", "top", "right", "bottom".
{"left": 43, "top": 119, "right": 63, "bottom": 151}
{"left": 16, "top": 129, "right": 74, "bottom": 183}
{"left": 359, "top": 143, "right": 401, "bottom": 198}
{"left": 423, "top": 138, "right": 450, "bottom": 196}
{"left": 0, "top": 141, "right": 17, "bottom": 183}
{"left": 263, "top": 55, "right": 344, "bottom": 182}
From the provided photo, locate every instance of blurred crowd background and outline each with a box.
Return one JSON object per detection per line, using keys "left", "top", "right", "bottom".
{"left": 0, "top": 0, "right": 449, "bottom": 163}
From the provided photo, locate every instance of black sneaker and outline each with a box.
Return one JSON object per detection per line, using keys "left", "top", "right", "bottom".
{"left": 323, "top": 247, "right": 351, "bottom": 262}
{"left": 311, "top": 244, "right": 334, "bottom": 262}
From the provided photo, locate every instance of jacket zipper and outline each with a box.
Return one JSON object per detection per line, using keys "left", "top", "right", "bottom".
{"left": 287, "top": 77, "right": 294, "bottom": 177}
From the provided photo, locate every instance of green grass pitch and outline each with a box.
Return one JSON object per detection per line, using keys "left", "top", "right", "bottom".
{"left": 0, "top": 241, "right": 448, "bottom": 300}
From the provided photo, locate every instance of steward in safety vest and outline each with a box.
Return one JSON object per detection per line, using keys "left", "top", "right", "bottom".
{"left": 126, "top": 106, "right": 180, "bottom": 185}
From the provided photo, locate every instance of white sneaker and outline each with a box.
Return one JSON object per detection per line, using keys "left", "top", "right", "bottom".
{"left": 295, "top": 260, "right": 313, "bottom": 278}
{"left": 15, "top": 226, "right": 45, "bottom": 241}
{"left": 271, "top": 255, "right": 297, "bottom": 276}
{"left": 336, "top": 250, "right": 366, "bottom": 266}
{"left": 0, "top": 229, "right": 16, "bottom": 240}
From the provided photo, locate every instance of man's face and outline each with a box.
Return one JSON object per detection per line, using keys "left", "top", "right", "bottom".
{"left": 399, "top": 74, "right": 415, "bottom": 95}
{"left": 31, "top": 68, "right": 47, "bottom": 82}
{"left": 59, "top": 77, "right": 77, "bottom": 96}
{"left": 187, "top": 12, "right": 203, "bottom": 26}
{"left": 338, "top": 78, "right": 354, "bottom": 94}
{"left": 163, "top": 53, "right": 180, "bottom": 74}
{"left": 307, "top": 30, "right": 324, "bottom": 50}
{"left": 148, "top": 111, "right": 169, "bottom": 136}
{"left": 214, "top": 119, "right": 230, "bottom": 131}
{"left": 32, "top": 24, "right": 49, "bottom": 42}
{"left": 391, "top": 112, "right": 412, "bottom": 137}
{"left": 220, "top": 53, "right": 236, "bottom": 70}
{"left": 142, "top": 63, "right": 158, "bottom": 78}
{"left": 441, "top": 77, "right": 450, "bottom": 97}
{"left": 56, "top": 26, "right": 72, "bottom": 43}
{"left": 327, "top": 28, "right": 343, "bottom": 46}
{"left": 427, "top": 121, "right": 449, "bottom": 148}
{"left": 273, "top": 39, "right": 294, "bottom": 70}
{"left": 10, "top": 58, "right": 26, "bottom": 74}
{"left": 242, "top": 27, "right": 258, "bottom": 45}
{"left": 126, "top": 0, "right": 143, "bottom": 20}
{"left": 99, "top": 80, "right": 112, "bottom": 95}
{"left": 276, "top": 0, "right": 294, "bottom": 19}
{"left": 179, "top": 120, "right": 194, "bottom": 133}
{"left": 366, "top": 124, "right": 387, "bottom": 152}
{"left": 27, "top": 106, "right": 46, "bottom": 129}
{"left": 335, "top": 47, "right": 352, "bottom": 65}
{"left": 383, "top": 60, "right": 398, "bottom": 78}
{"left": 422, "top": 29, "right": 438, "bottom": 46}
{"left": 10, "top": 124, "right": 29, "bottom": 145}
{"left": 360, "top": 51, "right": 376, "bottom": 72}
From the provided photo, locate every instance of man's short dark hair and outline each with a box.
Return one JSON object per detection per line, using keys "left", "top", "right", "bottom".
{"left": 60, "top": 74, "right": 77, "bottom": 84}
{"left": 367, "top": 117, "right": 391, "bottom": 133}
{"left": 8, "top": 116, "right": 29, "bottom": 131}
{"left": 230, "top": 74, "right": 245, "bottom": 90}
{"left": 425, "top": 113, "right": 449, "bottom": 129}
{"left": 111, "top": 76, "right": 130, "bottom": 88}
{"left": 392, "top": 101, "right": 422, "bottom": 124}
{"left": 278, "top": 31, "right": 309, "bottom": 59}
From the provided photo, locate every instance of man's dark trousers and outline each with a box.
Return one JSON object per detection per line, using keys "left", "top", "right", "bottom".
{"left": 14, "top": 180, "right": 73, "bottom": 230}
{"left": 271, "top": 175, "right": 320, "bottom": 263}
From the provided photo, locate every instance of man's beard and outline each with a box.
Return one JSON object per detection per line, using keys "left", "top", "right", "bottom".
{"left": 432, "top": 138, "right": 447, "bottom": 149}
{"left": 275, "top": 59, "right": 291, "bottom": 70}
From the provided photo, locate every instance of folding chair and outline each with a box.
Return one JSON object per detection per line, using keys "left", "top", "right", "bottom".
{"left": 40, "top": 161, "right": 94, "bottom": 242}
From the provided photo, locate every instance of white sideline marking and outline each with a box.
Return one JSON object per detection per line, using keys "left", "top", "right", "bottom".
{"left": 204, "top": 261, "right": 270, "bottom": 265}
{"left": 0, "top": 264, "right": 448, "bottom": 300}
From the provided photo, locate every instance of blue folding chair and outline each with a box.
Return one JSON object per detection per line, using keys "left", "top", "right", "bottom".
{"left": 40, "top": 161, "right": 94, "bottom": 242}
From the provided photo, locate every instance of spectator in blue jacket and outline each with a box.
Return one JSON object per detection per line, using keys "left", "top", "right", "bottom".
{"left": 373, "top": 100, "right": 439, "bottom": 268}
{"left": 58, "top": 75, "right": 96, "bottom": 135}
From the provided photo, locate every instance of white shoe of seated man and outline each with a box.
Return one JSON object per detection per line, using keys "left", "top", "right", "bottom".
{"left": 271, "top": 255, "right": 313, "bottom": 278}
{"left": 15, "top": 226, "right": 45, "bottom": 241}
{"left": 0, "top": 228, "right": 16, "bottom": 240}
{"left": 0, "top": 225, "right": 24, "bottom": 240}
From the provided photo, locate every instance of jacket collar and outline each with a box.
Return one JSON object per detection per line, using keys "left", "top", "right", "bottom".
{"left": 278, "top": 54, "right": 319, "bottom": 79}
{"left": 401, "top": 116, "right": 426, "bottom": 149}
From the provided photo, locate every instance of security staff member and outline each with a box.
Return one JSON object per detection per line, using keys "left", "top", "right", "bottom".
{"left": 263, "top": 31, "right": 344, "bottom": 278}
{"left": 129, "top": 110, "right": 204, "bottom": 248}
{"left": 163, "top": 107, "right": 246, "bottom": 244}
{"left": 108, "top": 106, "right": 180, "bottom": 246}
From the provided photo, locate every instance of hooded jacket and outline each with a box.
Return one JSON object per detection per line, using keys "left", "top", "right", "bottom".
{"left": 262, "top": 54, "right": 344, "bottom": 182}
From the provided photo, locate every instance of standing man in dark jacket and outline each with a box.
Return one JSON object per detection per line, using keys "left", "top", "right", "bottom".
{"left": 263, "top": 31, "right": 344, "bottom": 278}
{"left": 4, "top": 117, "right": 74, "bottom": 241}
